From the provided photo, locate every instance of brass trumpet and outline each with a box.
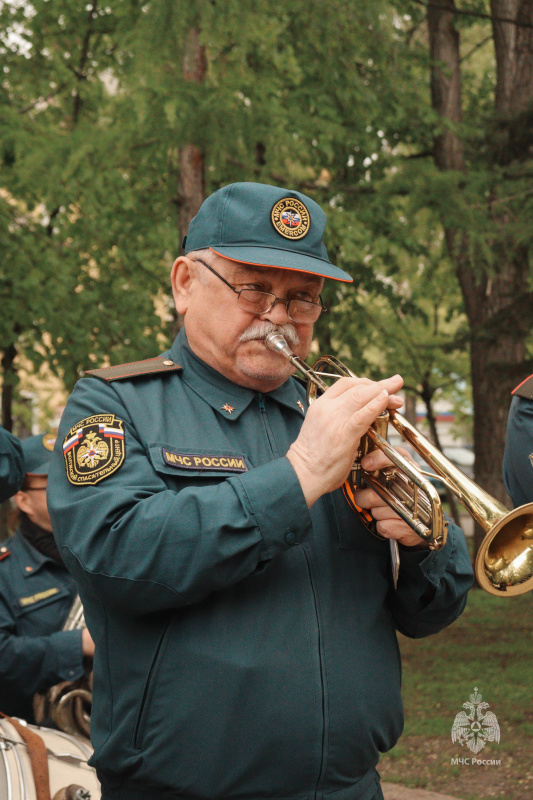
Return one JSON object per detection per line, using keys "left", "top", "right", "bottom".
{"left": 33, "top": 596, "right": 92, "bottom": 738}
{"left": 265, "top": 332, "right": 533, "bottom": 597}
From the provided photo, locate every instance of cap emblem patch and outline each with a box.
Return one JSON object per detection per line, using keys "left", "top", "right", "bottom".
{"left": 271, "top": 198, "right": 310, "bottom": 240}
{"left": 42, "top": 433, "right": 56, "bottom": 452}
{"left": 63, "top": 414, "right": 125, "bottom": 486}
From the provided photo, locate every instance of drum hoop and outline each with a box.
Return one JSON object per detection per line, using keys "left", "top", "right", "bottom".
{"left": 0, "top": 718, "right": 30, "bottom": 800}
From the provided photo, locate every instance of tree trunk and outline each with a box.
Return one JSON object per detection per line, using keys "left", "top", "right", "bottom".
{"left": 1, "top": 344, "right": 17, "bottom": 432}
{"left": 177, "top": 28, "right": 207, "bottom": 243}
{"left": 491, "top": 0, "right": 533, "bottom": 116}
{"left": 420, "top": 381, "right": 462, "bottom": 526}
{"left": 428, "top": 0, "right": 464, "bottom": 172}
{"left": 173, "top": 28, "right": 207, "bottom": 336}
{"left": 404, "top": 393, "right": 418, "bottom": 428}
{"left": 427, "top": 0, "right": 532, "bottom": 562}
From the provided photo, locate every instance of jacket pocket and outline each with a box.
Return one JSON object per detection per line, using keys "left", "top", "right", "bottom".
{"left": 132, "top": 615, "right": 172, "bottom": 750}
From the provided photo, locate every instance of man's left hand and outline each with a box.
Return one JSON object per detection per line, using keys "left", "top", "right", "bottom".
{"left": 355, "top": 449, "right": 431, "bottom": 548}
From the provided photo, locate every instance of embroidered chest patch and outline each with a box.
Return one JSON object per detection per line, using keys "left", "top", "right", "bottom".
{"left": 19, "top": 587, "right": 59, "bottom": 607}
{"left": 161, "top": 447, "right": 248, "bottom": 473}
{"left": 63, "top": 414, "right": 125, "bottom": 485}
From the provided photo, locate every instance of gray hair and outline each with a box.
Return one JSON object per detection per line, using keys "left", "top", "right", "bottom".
{"left": 186, "top": 248, "right": 213, "bottom": 285}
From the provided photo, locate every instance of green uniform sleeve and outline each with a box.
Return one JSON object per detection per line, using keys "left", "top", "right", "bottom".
{"left": 503, "top": 395, "right": 533, "bottom": 508}
{"left": 387, "top": 519, "right": 474, "bottom": 638}
{"left": 0, "top": 592, "right": 85, "bottom": 696}
{"left": 0, "top": 427, "right": 25, "bottom": 503}
{"left": 48, "top": 377, "right": 312, "bottom": 614}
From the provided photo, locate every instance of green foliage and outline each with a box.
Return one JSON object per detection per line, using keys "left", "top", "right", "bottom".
{"left": 1, "top": 0, "right": 531, "bottom": 439}
{"left": 0, "top": 0, "right": 169, "bottom": 396}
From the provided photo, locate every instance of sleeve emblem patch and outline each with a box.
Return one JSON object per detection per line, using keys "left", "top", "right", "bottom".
{"left": 63, "top": 414, "right": 125, "bottom": 486}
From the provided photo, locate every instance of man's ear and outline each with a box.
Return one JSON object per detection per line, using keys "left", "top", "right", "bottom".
{"left": 13, "top": 490, "right": 32, "bottom": 516}
{"left": 170, "top": 257, "right": 195, "bottom": 315}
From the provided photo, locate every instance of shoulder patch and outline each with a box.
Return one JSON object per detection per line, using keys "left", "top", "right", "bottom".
{"left": 63, "top": 414, "right": 125, "bottom": 486}
{"left": 86, "top": 356, "right": 182, "bottom": 382}
{"left": 512, "top": 375, "right": 533, "bottom": 400}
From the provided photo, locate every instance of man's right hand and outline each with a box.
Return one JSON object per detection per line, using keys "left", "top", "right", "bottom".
{"left": 286, "top": 374, "right": 404, "bottom": 508}
{"left": 82, "top": 628, "right": 95, "bottom": 658}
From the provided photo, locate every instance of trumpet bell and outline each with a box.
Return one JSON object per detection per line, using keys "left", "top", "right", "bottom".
{"left": 476, "top": 504, "right": 533, "bottom": 596}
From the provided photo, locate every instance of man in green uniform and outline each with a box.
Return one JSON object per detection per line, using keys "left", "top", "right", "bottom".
{"left": 0, "top": 426, "right": 25, "bottom": 503}
{"left": 503, "top": 375, "right": 533, "bottom": 508}
{"left": 0, "top": 434, "right": 94, "bottom": 722}
{"left": 48, "top": 182, "right": 473, "bottom": 800}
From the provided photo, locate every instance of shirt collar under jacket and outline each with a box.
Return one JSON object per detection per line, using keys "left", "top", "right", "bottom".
{"left": 169, "top": 328, "right": 306, "bottom": 421}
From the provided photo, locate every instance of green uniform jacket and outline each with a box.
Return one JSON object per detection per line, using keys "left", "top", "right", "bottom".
{"left": 0, "top": 427, "right": 24, "bottom": 503}
{"left": 0, "top": 529, "right": 85, "bottom": 722}
{"left": 503, "top": 379, "right": 533, "bottom": 507}
{"left": 48, "top": 330, "right": 473, "bottom": 800}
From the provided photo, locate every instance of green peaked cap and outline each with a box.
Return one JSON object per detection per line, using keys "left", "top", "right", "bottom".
{"left": 21, "top": 433, "right": 56, "bottom": 476}
{"left": 182, "top": 182, "right": 352, "bottom": 283}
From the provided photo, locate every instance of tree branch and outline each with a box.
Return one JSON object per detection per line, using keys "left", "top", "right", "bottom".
{"left": 413, "top": 0, "right": 533, "bottom": 28}
{"left": 18, "top": 84, "right": 67, "bottom": 114}
{"left": 73, "top": 0, "right": 98, "bottom": 125}
{"left": 460, "top": 34, "right": 493, "bottom": 62}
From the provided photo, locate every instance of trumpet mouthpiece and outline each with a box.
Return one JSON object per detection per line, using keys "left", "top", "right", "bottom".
{"left": 265, "top": 332, "right": 293, "bottom": 358}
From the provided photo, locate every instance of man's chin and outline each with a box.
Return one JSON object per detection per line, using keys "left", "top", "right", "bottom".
{"left": 235, "top": 353, "right": 294, "bottom": 389}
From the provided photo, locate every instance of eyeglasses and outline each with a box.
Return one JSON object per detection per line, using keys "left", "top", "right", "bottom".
{"left": 193, "top": 259, "right": 327, "bottom": 323}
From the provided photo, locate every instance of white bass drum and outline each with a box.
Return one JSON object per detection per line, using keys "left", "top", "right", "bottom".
{"left": 0, "top": 716, "right": 100, "bottom": 800}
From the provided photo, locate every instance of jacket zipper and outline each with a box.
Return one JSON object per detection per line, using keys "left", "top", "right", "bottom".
{"left": 257, "top": 393, "right": 276, "bottom": 454}
{"left": 258, "top": 392, "right": 326, "bottom": 794}
{"left": 133, "top": 617, "right": 171, "bottom": 749}
{"left": 302, "top": 546, "right": 327, "bottom": 798}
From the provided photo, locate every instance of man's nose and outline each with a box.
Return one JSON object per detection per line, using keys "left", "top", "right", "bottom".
{"left": 259, "top": 298, "right": 291, "bottom": 324}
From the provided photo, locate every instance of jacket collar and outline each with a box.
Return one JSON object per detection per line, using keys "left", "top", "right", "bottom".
{"left": 13, "top": 529, "right": 57, "bottom": 578}
{"left": 169, "top": 329, "right": 306, "bottom": 421}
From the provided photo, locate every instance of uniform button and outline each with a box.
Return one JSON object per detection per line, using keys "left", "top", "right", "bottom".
{"left": 285, "top": 530, "right": 297, "bottom": 545}
{"left": 25, "top": 566, "right": 33, "bottom": 572}
{"left": 0, "top": 547, "right": 6, "bottom": 554}
{"left": 162, "top": 359, "right": 174, "bottom": 366}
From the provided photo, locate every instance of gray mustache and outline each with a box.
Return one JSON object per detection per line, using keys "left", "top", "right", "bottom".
{"left": 239, "top": 321, "right": 300, "bottom": 347}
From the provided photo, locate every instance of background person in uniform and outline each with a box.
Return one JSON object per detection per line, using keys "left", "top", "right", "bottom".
{"left": 503, "top": 375, "right": 533, "bottom": 508}
{"left": 48, "top": 183, "right": 473, "bottom": 800}
{"left": 0, "top": 433, "right": 95, "bottom": 722}
{"left": 0, "top": 426, "right": 25, "bottom": 503}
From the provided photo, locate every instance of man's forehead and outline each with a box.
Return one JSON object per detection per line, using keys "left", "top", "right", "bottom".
{"left": 215, "top": 256, "right": 324, "bottom": 287}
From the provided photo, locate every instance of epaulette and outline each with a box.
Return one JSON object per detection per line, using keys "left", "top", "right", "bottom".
{"left": 0, "top": 546, "right": 10, "bottom": 563}
{"left": 86, "top": 356, "right": 182, "bottom": 382}
{"left": 512, "top": 375, "right": 533, "bottom": 400}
